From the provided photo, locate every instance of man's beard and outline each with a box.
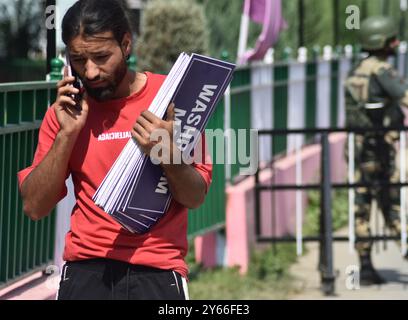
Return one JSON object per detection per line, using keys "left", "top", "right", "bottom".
{"left": 83, "top": 60, "right": 127, "bottom": 101}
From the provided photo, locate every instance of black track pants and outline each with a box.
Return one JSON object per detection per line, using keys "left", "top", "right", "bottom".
{"left": 57, "top": 258, "right": 188, "bottom": 300}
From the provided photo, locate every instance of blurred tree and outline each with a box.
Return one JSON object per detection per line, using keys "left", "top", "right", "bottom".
{"left": 273, "top": 0, "right": 299, "bottom": 59}
{"left": 248, "top": 0, "right": 334, "bottom": 58}
{"left": 194, "top": 0, "right": 333, "bottom": 61}
{"left": 0, "top": 0, "right": 45, "bottom": 59}
{"left": 136, "top": 0, "right": 209, "bottom": 73}
{"left": 194, "top": 0, "right": 241, "bottom": 62}
{"left": 304, "top": 0, "right": 333, "bottom": 49}
{"left": 195, "top": 0, "right": 267, "bottom": 62}
{"left": 192, "top": 0, "right": 408, "bottom": 63}
{"left": 337, "top": 0, "right": 376, "bottom": 46}
{"left": 336, "top": 0, "right": 406, "bottom": 46}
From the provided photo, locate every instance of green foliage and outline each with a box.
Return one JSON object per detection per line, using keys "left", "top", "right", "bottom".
{"left": 0, "top": 0, "right": 45, "bottom": 59}
{"left": 304, "top": 189, "right": 349, "bottom": 236}
{"left": 330, "top": 0, "right": 406, "bottom": 47}
{"left": 194, "top": 0, "right": 261, "bottom": 62}
{"left": 192, "top": 0, "right": 408, "bottom": 63}
{"left": 304, "top": 0, "right": 334, "bottom": 48}
{"left": 247, "top": 243, "right": 298, "bottom": 281}
{"left": 273, "top": 0, "right": 300, "bottom": 59}
{"left": 136, "top": 0, "right": 209, "bottom": 73}
{"left": 188, "top": 265, "right": 298, "bottom": 299}
{"left": 187, "top": 242, "right": 299, "bottom": 299}
{"left": 0, "top": 58, "right": 46, "bottom": 82}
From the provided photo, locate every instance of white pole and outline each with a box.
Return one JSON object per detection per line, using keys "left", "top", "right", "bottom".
{"left": 401, "top": 0, "right": 408, "bottom": 11}
{"left": 296, "top": 134, "right": 303, "bottom": 256}
{"left": 400, "top": 131, "right": 407, "bottom": 256}
{"left": 224, "top": 85, "right": 232, "bottom": 183}
{"left": 237, "top": 14, "right": 249, "bottom": 64}
{"left": 348, "top": 133, "right": 355, "bottom": 254}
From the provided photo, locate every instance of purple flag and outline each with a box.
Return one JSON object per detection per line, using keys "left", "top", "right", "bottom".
{"left": 246, "top": 0, "right": 265, "bottom": 24}
{"left": 238, "top": 0, "right": 287, "bottom": 64}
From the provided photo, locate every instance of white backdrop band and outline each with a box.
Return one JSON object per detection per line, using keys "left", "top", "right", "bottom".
{"left": 388, "top": 56, "right": 396, "bottom": 69}
{"left": 400, "top": 131, "right": 407, "bottom": 256}
{"left": 295, "top": 134, "right": 303, "bottom": 256}
{"left": 224, "top": 84, "right": 232, "bottom": 182}
{"left": 55, "top": 175, "right": 75, "bottom": 270}
{"left": 237, "top": 14, "right": 249, "bottom": 64}
{"left": 398, "top": 49, "right": 406, "bottom": 77}
{"left": 316, "top": 60, "right": 331, "bottom": 129}
{"left": 287, "top": 62, "right": 306, "bottom": 154}
{"left": 337, "top": 57, "right": 352, "bottom": 128}
{"left": 250, "top": 64, "right": 273, "bottom": 162}
{"left": 348, "top": 133, "right": 355, "bottom": 254}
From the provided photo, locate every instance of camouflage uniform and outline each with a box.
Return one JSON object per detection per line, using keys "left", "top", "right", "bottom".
{"left": 344, "top": 15, "right": 408, "bottom": 285}
{"left": 345, "top": 52, "right": 408, "bottom": 257}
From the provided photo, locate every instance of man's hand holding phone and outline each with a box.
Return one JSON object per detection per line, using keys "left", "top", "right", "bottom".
{"left": 54, "top": 66, "right": 89, "bottom": 138}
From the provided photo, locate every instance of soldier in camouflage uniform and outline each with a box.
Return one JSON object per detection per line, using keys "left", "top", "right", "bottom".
{"left": 345, "top": 16, "right": 408, "bottom": 285}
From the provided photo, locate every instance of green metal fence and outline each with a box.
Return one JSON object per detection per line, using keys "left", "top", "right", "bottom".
{"left": 330, "top": 60, "right": 339, "bottom": 127}
{"left": 0, "top": 81, "right": 57, "bottom": 289}
{"left": 188, "top": 98, "right": 226, "bottom": 237}
{"left": 226, "top": 56, "right": 348, "bottom": 183}
{"left": 273, "top": 63, "right": 289, "bottom": 155}
{"left": 229, "top": 68, "right": 251, "bottom": 180}
{"left": 305, "top": 61, "right": 318, "bottom": 141}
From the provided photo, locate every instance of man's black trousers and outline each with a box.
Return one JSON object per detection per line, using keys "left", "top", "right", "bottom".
{"left": 57, "top": 258, "right": 188, "bottom": 300}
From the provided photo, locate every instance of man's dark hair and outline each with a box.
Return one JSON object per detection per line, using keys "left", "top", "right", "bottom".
{"left": 62, "top": 0, "right": 132, "bottom": 46}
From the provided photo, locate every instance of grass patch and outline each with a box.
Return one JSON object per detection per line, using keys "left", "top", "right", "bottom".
{"left": 187, "top": 242, "right": 302, "bottom": 299}
{"left": 304, "top": 188, "right": 349, "bottom": 236}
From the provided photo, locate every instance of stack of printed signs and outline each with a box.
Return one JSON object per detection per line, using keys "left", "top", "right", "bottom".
{"left": 93, "top": 52, "right": 235, "bottom": 233}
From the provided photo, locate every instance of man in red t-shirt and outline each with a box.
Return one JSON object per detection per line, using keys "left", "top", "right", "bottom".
{"left": 18, "top": 0, "right": 211, "bottom": 300}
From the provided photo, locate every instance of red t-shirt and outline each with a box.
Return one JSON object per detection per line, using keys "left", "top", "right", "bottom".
{"left": 17, "top": 72, "right": 212, "bottom": 279}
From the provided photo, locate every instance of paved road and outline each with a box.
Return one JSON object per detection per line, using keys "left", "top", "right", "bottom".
{"left": 289, "top": 226, "right": 408, "bottom": 300}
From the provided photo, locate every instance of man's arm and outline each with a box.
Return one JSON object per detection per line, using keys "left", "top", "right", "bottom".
{"left": 161, "top": 163, "right": 207, "bottom": 209}
{"left": 132, "top": 103, "right": 209, "bottom": 209}
{"left": 21, "top": 72, "right": 88, "bottom": 220}
{"left": 21, "top": 131, "right": 77, "bottom": 220}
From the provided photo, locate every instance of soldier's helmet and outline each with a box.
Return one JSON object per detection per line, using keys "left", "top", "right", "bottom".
{"left": 359, "top": 16, "right": 398, "bottom": 50}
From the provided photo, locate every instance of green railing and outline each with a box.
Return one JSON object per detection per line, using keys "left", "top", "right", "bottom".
{"left": 226, "top": 56, "right": 351, "bottom": 183}
{"left": 229, "top": 68, "right": 251, "bottom": 180}
{"left": 330, "top": 60, "right": 339, "bottom": 128}
{"left": 273, "top": 63, "right": 289, "bottom": 155}
{"left": 305, "top": 61, "right": 318, "bottom": 141}
{"left": 188, "top": 98, "right": 226, "bottom": 237}
{"left": 0, "top": 81, "right": 58, "bottom": 289}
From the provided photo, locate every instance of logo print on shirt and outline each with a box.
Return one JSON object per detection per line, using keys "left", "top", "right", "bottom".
{"left": 97, "top": 131, "right": 132, "bottom": 141}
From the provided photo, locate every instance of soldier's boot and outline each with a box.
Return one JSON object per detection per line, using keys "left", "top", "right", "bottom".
{"left": 359, "top": 254, "right": 386, "bottom": 285}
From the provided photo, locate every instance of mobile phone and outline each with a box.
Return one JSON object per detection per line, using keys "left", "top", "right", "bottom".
{"left": 65, "top": 50, "right": 83, "bottom": 110}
